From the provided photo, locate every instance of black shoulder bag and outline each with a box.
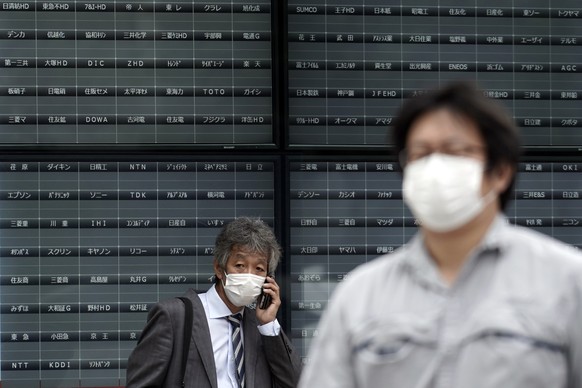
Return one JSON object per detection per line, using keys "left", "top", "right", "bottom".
{"left": 176, "top": 297, "right": 193, "bottom": 388}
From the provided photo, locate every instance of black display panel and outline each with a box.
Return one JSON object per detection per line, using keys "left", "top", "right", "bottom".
{"left": 287, "top": 1, "right": 582, "bottom": 147}
{"left": 0, "top": 158, "right": 276, "bottom": 388}
{"left": 2, "top": 0, "right": 582, "bottom": 385}
{"left": 288, "top": 159, "right": 582, "bottom": 360}
{"left": 0, "top": 1, "right": 274, "bottom": 145}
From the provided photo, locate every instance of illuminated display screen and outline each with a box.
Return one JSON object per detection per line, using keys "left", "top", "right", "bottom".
{"left": 287, "top": 0, "right": 582, "bottom": 147}
{"left": 1, "top": 0, "right": 581, "bottom": 385}
{"left": 0, "top": 158, "right": 275, "bottom": 388}
{"left": 0, "top": 1, "right": 274, "bottom": 145}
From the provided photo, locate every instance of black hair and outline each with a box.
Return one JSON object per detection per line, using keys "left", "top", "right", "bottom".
{"left": 391, "top": 81, "right": 521, "bottom": 209}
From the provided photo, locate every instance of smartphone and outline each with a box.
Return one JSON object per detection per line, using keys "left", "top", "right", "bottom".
{"left": 257, "top": 277, "right": 273, "bottom": 309}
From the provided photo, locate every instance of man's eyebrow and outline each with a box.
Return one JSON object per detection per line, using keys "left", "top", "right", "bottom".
{"left": 250, "top": 256, "right": 269, "bottom": 266}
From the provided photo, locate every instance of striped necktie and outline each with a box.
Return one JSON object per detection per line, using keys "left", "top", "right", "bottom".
{"left": 227, "top": 313, "right": 245, "bottom": 388}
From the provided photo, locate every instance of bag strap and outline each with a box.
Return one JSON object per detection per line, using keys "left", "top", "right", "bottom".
{"left": 177, "top": 296, "right": 193, "bottom": 388}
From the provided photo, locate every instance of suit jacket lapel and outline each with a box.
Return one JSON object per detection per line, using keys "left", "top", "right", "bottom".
{"left": 243, "top": 307, "right": 259, "bottom": 388}
{"left": 189, "top": 292, "right": 218, "bottom": 388}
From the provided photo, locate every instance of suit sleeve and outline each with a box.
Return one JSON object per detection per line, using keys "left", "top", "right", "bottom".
{"left": 262, "top": 329, "right": 302, "bottom": 388}
{"left": 126, "top": 302, "right": 175, "bottom": 388}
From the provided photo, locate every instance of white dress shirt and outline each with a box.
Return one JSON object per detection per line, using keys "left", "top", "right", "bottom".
{"left": 199, "top": 284, "right": 281, "bottom": 388}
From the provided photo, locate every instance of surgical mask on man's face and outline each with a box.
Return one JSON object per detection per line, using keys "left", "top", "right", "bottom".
{"left": 222, "top": 273, "right": 265, "bottom": 307}
{"left": 402, "top": 153, "right": 496, "bottom": 233}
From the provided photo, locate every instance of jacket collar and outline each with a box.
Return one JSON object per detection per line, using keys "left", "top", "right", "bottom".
{"left": 186, "top": 289, "right": 218, "bottom": 388}
{"left": 402, "top": 214, "right": 507, "bottom": 290}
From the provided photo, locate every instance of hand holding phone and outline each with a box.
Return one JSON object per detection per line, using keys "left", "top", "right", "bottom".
{"left": 257, "top": 277, "right": 273, "bottom": 309}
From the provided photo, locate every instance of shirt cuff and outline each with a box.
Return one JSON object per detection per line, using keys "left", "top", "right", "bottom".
{"left": 257, "top": 318, "right": 281, "bottom": 336}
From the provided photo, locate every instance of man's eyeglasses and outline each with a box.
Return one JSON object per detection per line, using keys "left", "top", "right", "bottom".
{"left": 399, "top": 144, "right": 486, "bottom": 167}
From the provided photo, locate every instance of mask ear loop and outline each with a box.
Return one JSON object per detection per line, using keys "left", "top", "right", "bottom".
{"left": 211, "top": 268, "right": 228, "bottom": 286}
{"left": 221, "top": 270, "right": 229, "bottom": 287}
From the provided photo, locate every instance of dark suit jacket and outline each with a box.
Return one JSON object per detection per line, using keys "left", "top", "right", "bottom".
{"left": 126, "top": 288, "right": 301, "bottom": 388}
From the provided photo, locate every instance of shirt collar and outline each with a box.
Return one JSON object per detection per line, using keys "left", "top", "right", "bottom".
{"left": 479, "top": 215, "right": 508, "bottom": 252}
{"left": 206, "top": 284, "right": 244, "bottom": 319}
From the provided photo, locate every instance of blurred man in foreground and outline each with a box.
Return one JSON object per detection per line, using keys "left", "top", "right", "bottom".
{"left": 299, "top": 82, "right": 582, "bottom": 388}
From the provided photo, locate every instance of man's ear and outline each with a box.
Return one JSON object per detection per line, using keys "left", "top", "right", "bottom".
{"left": 491, "top": 163, "right": 515, "bottom": 193}
{"left": 213, "top": 259, "right": 224, "bottom": 282}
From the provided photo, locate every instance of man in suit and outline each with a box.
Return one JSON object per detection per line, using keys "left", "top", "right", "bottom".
{"left": 126, "top": 217, "right": 301, "bottom": 388}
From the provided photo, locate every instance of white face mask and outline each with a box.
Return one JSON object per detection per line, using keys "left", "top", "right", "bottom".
{"left": 403, "top": 153, "right": 496, "bottom": 233}
{"left": 222, "top": 273, "right": 265, "bottom": 307}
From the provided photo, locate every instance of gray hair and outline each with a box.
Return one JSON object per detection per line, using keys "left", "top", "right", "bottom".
{"left": 214, "top": 217, "right": 281, "bottom": 276}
